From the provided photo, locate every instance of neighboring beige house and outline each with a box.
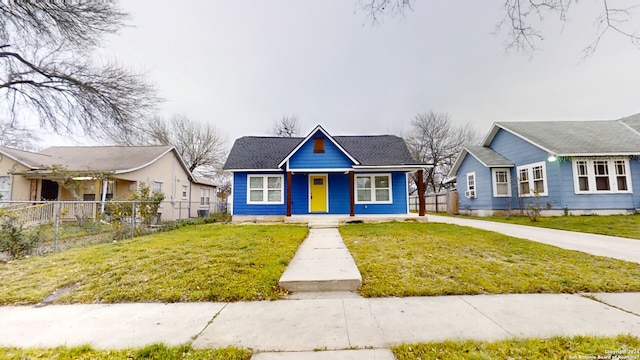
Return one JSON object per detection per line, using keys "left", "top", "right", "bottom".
{"left": 0, "top": 145, "right": 217, "bottom": 221}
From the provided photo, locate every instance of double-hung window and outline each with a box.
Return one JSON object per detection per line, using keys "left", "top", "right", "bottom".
{"left": 517, "top": 162, "right": 548, "bottom": 196}
{"left": 465, "top": 172, "right": 476, "bottom": 198}
{"left": 0, "top": 176, "right": 10, "bottom": 200}
{"left": 572, "top": 158, "right": 632, "bottom": 194}
{"left": 200, "top": 189, "right": 210, "bottom": 205}
{"left": 355, "top": 174, "right": 392, "bottom": 203}
{"left": 492, "top": 169, "right": 511, "bottom": 197}
{"left": 247, "top": 175, "right": 284, "bottom": 204}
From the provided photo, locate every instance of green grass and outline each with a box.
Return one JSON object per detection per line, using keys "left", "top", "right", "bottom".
{"left": 0, "top": 224, "right": 308, "bottom": 305}
{"left": 392, "top": 334, "right": 640, "bottom": 360}
{"left": 455, "top": 213, "right": 640, "bottom": 239}
{"left": 0, "top": 344, "right": 251, "bottom": 360}
{"left": 340, "top": 222, "right": 640, "bottom": 297}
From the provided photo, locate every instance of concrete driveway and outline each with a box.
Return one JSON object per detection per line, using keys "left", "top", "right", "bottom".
{"left": 428, "top": 214, "right": 640, "bottom": 263}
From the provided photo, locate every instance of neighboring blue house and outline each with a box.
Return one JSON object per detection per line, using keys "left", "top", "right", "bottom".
{"left": 223, "top": 125, "right": 429, "bottom": 220}
{"left": 449, "top": 115, "right": 640, "bottom": 215}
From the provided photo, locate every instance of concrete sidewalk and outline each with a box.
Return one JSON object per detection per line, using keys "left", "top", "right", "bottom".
{"left": 1, "top": 293, "right": 639, "bottom": 356}
{"left": 428, "top": 214, "right": 640, "bottom": 263}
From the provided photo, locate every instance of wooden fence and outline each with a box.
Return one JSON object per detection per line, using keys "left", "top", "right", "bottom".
{"left": 409, "top": 191, "right": 459, "bottom": 214}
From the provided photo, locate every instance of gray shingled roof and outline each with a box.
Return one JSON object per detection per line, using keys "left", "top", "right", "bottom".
{"left": 223, "top": 135, "right": 423, "bottom": 170}
{"left": 464, "top": 145, "right": 514, "bottom": 167}
{"left": 491, "top": 120, "right": 640, "bottom": 155}
{"left": 38, "top": 145, "right": 175, "bottom": 172}
{"left": 0, "top": 145, "right": 178, "bottom": 173}
{"left": 0, "top": 146, "right": 53, "bottom": 169}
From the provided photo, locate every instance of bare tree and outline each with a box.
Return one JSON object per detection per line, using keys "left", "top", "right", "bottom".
{"left": 270, "top": 115, "right": 301, "bottom": 137}
{"left": 357, "top": 0, "right": 640, "bottom": 56}
{"left": 0, "top": 2, "right": 159, "bottom": 139}
{"left": 115, "top": 114, "right": 227, "bottom": 174}
{"left": 0, "top": 123, "right": 40, "bottom": 151}
{"left": 405, "top": 111, "right": 479, "bottom": 193}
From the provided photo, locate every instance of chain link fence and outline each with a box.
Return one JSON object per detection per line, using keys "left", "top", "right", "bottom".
{"left": 0, "top": 199, "right": 228, "bottom": 258}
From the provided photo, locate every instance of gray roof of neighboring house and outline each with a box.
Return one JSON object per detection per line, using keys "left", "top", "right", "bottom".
{"left": 488, "top": 119, "right": 640, "bottom": 155}
{"left": 37, "top": 145, "right": 176, "bottom": 172}
{"left": 464, "top": 145, "right": 514, "bottom": 167}
{"left": 0, "top": 145, "right": 187, "bottom": 175}
{"left": 0, "top": 146, "right": 53, "bottom": 169}
{"left": 223, "top": 135, "right": 424, "bottom": 170}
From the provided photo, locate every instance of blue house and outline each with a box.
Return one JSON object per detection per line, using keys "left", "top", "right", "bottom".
{"left": 223, "top": 125, "right": 429, "bottom": 220}
{"left": 449, "top": 115, "right": 640, "bottom": 216}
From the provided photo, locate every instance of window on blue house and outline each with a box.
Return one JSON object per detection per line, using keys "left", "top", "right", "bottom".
{"left": 247, "top": 175, "right": 284, "bottom": 204}
{"left": 355, "top": 174, "right": 392, "bottom": 203}
{"left": 517, "top": 162, "right": 548, "bottom": 196}
{"left": 572, "top": 158, "right": 631, "bottom": 194}
{"left": 492, "top": 169, "right": 511, "bottom": 197}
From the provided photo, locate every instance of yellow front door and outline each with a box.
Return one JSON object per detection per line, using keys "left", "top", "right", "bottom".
{"left": 310, "top": 175, "right": 327, "bottom": 212}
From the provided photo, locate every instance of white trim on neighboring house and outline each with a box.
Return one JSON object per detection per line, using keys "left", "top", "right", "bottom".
{"left": 308, "top": 173, "right": 329, "bottom": 213}
{"left": 491, "top": 168, "right": 512, "bottom": 197}
{"left": 517, "top": 161, "right": 548, "bottom": 197}
{"left": 246, "top": 174, "right": 285, "bottom": 205}
{"left": 226, "top": 168, "right": 284, "bottom": 173}
{"left": 354, "top": 173, "right": 393, "bottom": 204}
{"left": 572, "top": 157, "right": 633, "bottom": 194}
{"left": 465, "top": 172, "right": 476, "bottom": 198}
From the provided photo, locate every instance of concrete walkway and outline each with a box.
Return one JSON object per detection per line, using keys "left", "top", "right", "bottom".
{"left": 279, "top": 228, "right": 362, "bottom": 292}
{"left": 1, "top": 293, "right": 639, "bottom": 358}
{"left": 428, "top": 214, "right": 640, "bottom": 263}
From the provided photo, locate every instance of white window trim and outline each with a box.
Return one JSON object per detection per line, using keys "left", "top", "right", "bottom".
{"left": 517, "top": 161, "right": 548, "bottom": 197}
{"left": 355, "top": 173, "right": 393, "bottom": 204}
{"left": 465, "top": 172, "right": 476, "bottom": 198}
{"left": 572, "top": 158, "right": 633, "bottom": 194}
{"left": 247, "top": 174, "right": 284, "bottom": 205}
{"left": 181, "top": 185, "right": 188, "bottom": 199}
{"left": 491, "top": 168, "right": 512, "bottom": 198}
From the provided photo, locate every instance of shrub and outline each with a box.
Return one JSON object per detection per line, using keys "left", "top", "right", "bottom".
{"left": 0, "top": 213, "right": 42, "bottom": 259}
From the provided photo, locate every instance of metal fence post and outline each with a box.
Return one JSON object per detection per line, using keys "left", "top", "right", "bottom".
{"left": 54, "top": 202, "right": 60, "bottom": 251}
{"left": 131, "top": 200, "right": 136, "bottom": 238}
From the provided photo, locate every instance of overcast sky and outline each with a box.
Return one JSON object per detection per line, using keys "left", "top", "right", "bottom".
{"left": 53, "top": 1, "right": 640, "bottom": 147}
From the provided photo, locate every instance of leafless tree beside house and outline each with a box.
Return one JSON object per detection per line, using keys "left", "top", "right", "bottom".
{"left": 405, "top": 111, "right": 479, "bottom": 194}
{"left": 0, "top": 2, "right": 159, "bottom": 144}
{"left": 270, "top": 115, "right": 301, "bottom": 137}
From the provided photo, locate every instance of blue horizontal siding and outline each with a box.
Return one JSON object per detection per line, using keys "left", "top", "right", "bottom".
{"left": 289, "top": 132, "right": 353, "bottom": 169}
{"left": 233, "top": 172, "right": 287, "bottom": 215}
{"left": 234, "top": 171, "right": 409, "bottom": 215}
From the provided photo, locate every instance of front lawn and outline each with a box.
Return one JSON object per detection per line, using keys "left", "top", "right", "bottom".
{"left": 340, "top": 222, "right": 640, "bottom": 297}
{"left": 0, "top": 224, "right": 308, "bottom": 305}
{"left": 0, "top": 344, "right": 251, "bottom": 360}
{"left": 392, "top": 334, "right": 640, "bottom": 360}
{"left": 456, "top": 213, "right": 640, "bottom": 239}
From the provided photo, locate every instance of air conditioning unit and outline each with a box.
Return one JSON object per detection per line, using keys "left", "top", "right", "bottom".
{"left": 464, "top": 190, "right": 476, "bottom": 198}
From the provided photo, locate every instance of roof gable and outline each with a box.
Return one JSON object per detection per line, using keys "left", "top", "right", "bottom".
{"left": 38, "top": 145, "right": 178, "bottom": 173}
{"left": 278, "top": 125, "right": 359, "bottom": 168}
{"left": 449, "top": 145, "right": 513, "bottom": 176}
{"left": 223, "top": 126, "right": 427, "bottom": 171}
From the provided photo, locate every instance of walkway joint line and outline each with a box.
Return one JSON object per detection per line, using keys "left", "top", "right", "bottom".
{"left": 458, "top": 296, "right": 514, "bottom": 337}
{"left": 191, "top": 302, "right": 229, "bottom": 344}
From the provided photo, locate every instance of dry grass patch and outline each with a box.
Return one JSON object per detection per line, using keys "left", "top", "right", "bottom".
{"left": 340, "top": 222, "right": 640, "bottom": 297}
{"left": 392, "top": 334, "right": 640, "bottom": 360}
{"left": 0, "top": 344, "right": 251, "bottom": 360}
{"left": 0, "top": 224, "right": 308, "bottom": 305}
